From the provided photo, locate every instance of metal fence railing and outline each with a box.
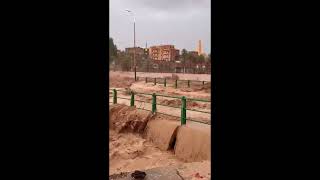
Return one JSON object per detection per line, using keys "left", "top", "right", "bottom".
{"left": 135, "top": 76, "right": 210, "bottom": 89}
{"left": 109, "top": 88, "right": 211, "bottom": 125}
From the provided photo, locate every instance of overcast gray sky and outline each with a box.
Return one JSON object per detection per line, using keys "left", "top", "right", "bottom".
{"left": 110, "top": 0, "right": 211, "bottom": 54}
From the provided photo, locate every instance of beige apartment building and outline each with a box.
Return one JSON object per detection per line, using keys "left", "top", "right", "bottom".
{"left": 149, "top": 45, "right": 179, "bottom": 61}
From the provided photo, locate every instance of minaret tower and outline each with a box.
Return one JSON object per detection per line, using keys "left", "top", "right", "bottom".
{"left": 197, "top": 40, "right": 202, "bottom": 55}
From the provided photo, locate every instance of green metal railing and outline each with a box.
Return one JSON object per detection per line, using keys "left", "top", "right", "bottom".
{"left": 140, "top": 76, "right": 209, "bottom": 89}
{"left": 109, "top": 88, "right": 211, "bottom": 125}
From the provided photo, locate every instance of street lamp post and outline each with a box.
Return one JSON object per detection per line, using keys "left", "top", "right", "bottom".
{"left": 125, "top": 9, "right": 137, "bottom": 81}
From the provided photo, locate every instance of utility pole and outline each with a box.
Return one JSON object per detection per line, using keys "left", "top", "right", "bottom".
{"left": 145, "top": 41, "right": 149, "bottom": 72}
{"left": 134, "top": 21, "right": 136, "bottom": 81}
{"left": 125, "top": 9, "right": 137, "bottom": 81}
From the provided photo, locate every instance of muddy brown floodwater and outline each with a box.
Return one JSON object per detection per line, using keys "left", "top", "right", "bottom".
{"left": 109, "top": 72, "right": 212, "bottom": 179}
{"left": 109, "top": 130, "right": 211, "bottom": 180}
{"left": 109, "top": 130, "right": 184, "bottom": 175}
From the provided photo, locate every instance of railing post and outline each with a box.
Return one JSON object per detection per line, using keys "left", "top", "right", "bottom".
{"left": 202, "top": 81, "right": 205, "bottom": 86}
{"left": 113, "top": 89, "right": 117, "bottom": 104}
{"left": 152, "top": 93, "right": 157, "bottom": 113}
{"left": 145, "top": 77, "right": 147, "bottom": 83}
{"left": 130, "top": 91, "right": 135, "bottom": 107}
{"left": 164, "top": 78, "right": 166, "bottom": 87}
{"left": 181, "top": 96, "right": 186, "bottom": 125}
{"left": 154, "top": 78, "right": 156, "bottom": 85}
{"left": 175, "top": 79, "right": 178, "bottom": 89}
{"left": 188, "top": 80, "right": 190, "bottom": 87}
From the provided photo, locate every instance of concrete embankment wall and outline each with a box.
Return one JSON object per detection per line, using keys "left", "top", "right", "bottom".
{"left": 109, "top": 104, "right": 211, "bottom": 162}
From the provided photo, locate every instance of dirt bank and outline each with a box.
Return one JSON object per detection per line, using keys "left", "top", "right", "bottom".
{"left": 109, "top": 104, "right": 154, "bottom": 133}
{"left": 109, "top": 74, "right": 135, "bottom": 88}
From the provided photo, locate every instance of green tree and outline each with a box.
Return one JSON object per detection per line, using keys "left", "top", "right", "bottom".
{"left": 198, "top": 54, "right": 205, "bottom": 63}
{"left": 118, "top": 52, "right": 131, "bottom": 71}
{"left": 109, "top": 38, "right": 118, "bottom": 64}
{"left": 207, "top": 53, "right": 211, "bottom": 62}
{"left": 188, "top": 53, "right": 197, "bottom": 64}
{"left": 185, "top": 52, "right": 198, "bottom": 73}
{"left": 181, "top": 49, "right": 187, "bottom": 73}
{"left": 206, "top": 53, "right": 211, "bottom": 73}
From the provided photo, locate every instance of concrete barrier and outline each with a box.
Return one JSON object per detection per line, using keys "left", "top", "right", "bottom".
{"left": 174, "top": 126, "right": 211, "bottom": 162}
{"left": 144, "top": 116, "right": 180, "bottom": 151}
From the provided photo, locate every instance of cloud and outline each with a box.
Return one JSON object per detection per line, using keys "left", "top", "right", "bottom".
{"left": 110, "top": 0, "right": 211, "bottom": 53}
{"left": 121, "top": 0, "right": 210, "bottom": 12}
{"left": 130, "top": 0, "right": 185, "bottom": 9}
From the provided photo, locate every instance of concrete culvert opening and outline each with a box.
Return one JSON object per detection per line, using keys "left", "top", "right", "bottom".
{"left": 144, "top": 115, "right": 180, "bottom": 151}
{"left": 168, "top": 127, "right": 179, "bottom": 150}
